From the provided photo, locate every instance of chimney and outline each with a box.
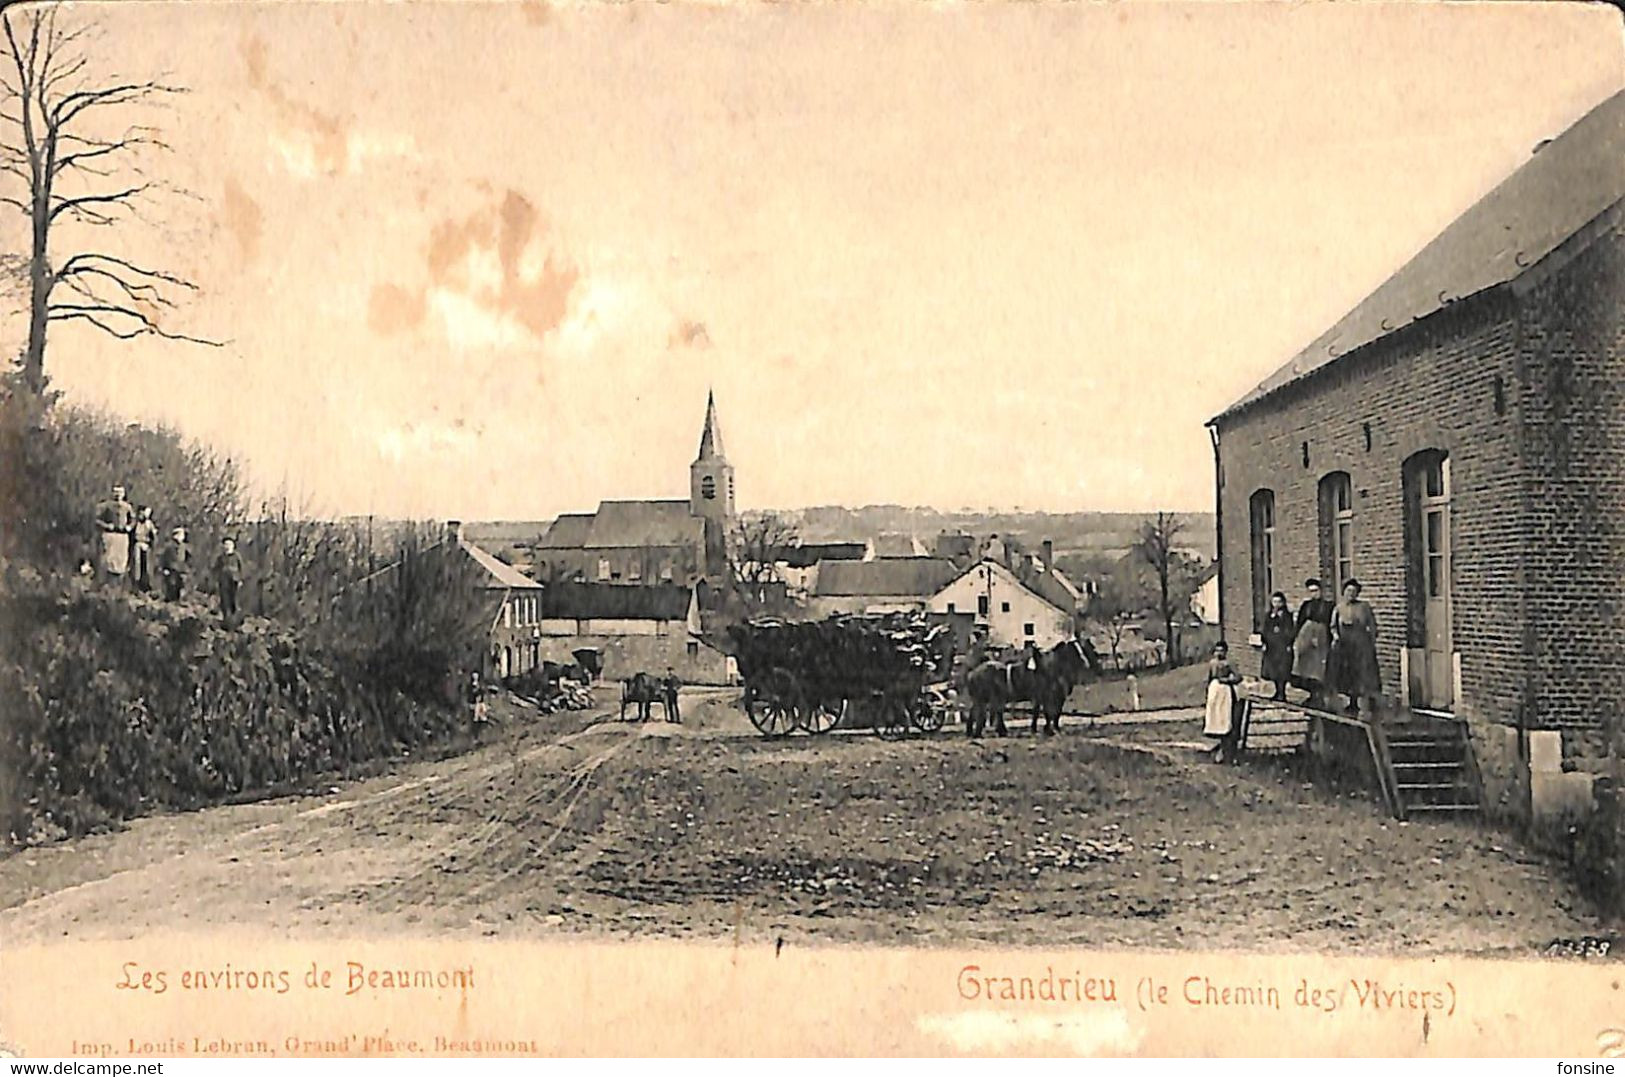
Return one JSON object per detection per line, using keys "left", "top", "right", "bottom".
{"left": 446, "top": 520, "right": 464, "bottom": 543}
{"left": 1042, "top": 539, "right": 1055, "bottom": 574}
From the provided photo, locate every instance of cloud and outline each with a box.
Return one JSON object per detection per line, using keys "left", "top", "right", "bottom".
{"left": 375, "top": 420, "right": 480, "bottom": 463}
{"left": 667, "top": 319, "right": 711, "bottom": 350}
{"left": 244, "top": 33, "right": 417, "bottom": 179}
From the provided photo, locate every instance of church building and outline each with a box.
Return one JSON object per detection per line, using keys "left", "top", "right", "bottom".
{"left": 534, "top": 392, "right": 735, "bottom": 588}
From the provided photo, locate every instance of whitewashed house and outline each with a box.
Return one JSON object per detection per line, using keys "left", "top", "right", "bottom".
{"left": 928, "top": 559, "right": 1073, "bottom": 650}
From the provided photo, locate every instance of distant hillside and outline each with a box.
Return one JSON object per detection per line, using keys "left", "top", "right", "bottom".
{"left": 762, "top": 506, "right": 1216, "bottom": 559}
{"left": 463, "top": 520, "right": 554, "bottom": 547}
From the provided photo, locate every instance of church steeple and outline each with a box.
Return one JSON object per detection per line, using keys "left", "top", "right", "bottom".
{"left": 690, "top": 390, "right": 735, "bottom": 532}
{"left": 695, "top": 389, "right": 726, "bottom": 462}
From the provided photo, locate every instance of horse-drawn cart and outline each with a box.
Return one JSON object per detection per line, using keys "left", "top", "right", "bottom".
{"left": 725, "top": 613, "right": 958, "bottom": 737}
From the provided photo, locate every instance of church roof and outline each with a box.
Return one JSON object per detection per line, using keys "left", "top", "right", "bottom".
{"left": 695, "top": 390, "right": 726, "bottom": 461}
{"left": 585, "top": 500, "right": 706, "bottom": 549}
{"left": 537, "top": 513, "right": 595, "bottom": 548}
{"left": 1215, "top": 87, "right": 1625, "bottom": 421}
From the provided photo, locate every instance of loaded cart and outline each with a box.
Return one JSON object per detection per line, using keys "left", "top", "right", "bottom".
{"left": 725, "top": 612, "right": 958, "bottom": 737}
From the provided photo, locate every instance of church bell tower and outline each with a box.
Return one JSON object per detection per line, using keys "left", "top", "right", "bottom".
{"left": 690, "top": 391, "right": 734, "bottom": 577}
{"left": 690, "top": 390, "right": 735, "bottom": 522}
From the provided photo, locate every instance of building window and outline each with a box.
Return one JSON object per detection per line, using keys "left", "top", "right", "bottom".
{"left": 597, "top": 558, "right": 611, "bottom": 581}
{"left": 503, "top": 599, "right": 513, "bottom": 628}
{"left": 661, "top": 565, "right": 673, "bottom": 582}
{"left": 977, "top": 595, "right": 990, "bottom": 617}
{"left": 1318, "top": 472, "right": 1354, "bottom": 596}
{"left": 947, "top": 602, "right": 957, "bottom": 614}
{"left": 1001, "top": 601, "right": 1011, "bottom": 613}
{"left": 687, "top": 640, "right": 699, "bottom": 659}
{"left": 628, "top": 561, "right": 642, "bottom": 582}
{"left": 1023, "top": 622, "right": 1035, "bottom": 637}
{"left": 1249, "top": 488, "right": 1276, "bottom": 628}
{"left": 701, "top": 475, "right": 716, "bottom": 500}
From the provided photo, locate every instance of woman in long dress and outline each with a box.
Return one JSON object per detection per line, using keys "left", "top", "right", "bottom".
{"left": 1260, "top": 591, "right": 1296, "bottom": 702}
{"left": 1204, "top": 642, "right": 1244, "bottom": 763}
{"left": 1328, "top": 578, "right": 1381, "bottom": 717}
{"left": 1292, "top": 578, "right": 1334, "bottom": 708}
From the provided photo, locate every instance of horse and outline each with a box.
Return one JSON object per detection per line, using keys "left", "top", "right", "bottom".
{"left": 620, "top": 671, "right": 667, "bottom": 722}
{"left": 963, "top": 637, "right": 1103, "bottom": 737}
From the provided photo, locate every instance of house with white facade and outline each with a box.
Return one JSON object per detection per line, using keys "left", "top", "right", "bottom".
{"left": 928, "top": 559, "right": 1074, "bottom": 650}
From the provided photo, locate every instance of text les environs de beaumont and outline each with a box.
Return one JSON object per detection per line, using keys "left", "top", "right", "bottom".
{"left": 116, "top": 961, "right": 474, "bottom": 998}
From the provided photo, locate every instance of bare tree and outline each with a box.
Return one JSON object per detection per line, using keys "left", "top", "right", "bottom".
{"left": 728, "top": 512, "right": 799, "bottom": 611}
{"left": 1084, "top": 558, "right": 1148, "bottom": 671}
{"left": 2, "top": 7, "right": 217, "bottom": 397}
{"left": 1134, "top": 512, "right": 1195, "bottom": 669}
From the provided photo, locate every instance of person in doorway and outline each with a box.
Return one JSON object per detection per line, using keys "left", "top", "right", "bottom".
{"left": 662, "top": 667, "right": 682, "bottom": 724}
{"left": 130, "top": 506, "right": 157, "bottom": 593}
{"left": 1260, "top": 591, "right": 1296, "bottom": 701}
{"left": 94, "top": 484, "right": 134, "bottom": 581}
{"left": 214, "top": 536, "right": 243, "bottom": 622}
{"left": 1292, "top": 578, "right": 1335, "bottom": 708}
{"left": 1203, "top": 641, "right": 1244, "bottom": 763}
{"left": 158, "top": 526, "right": 190, "bottom": 601}
{"left": 1328, "top": 578, "right": 1381, "bottom": 719}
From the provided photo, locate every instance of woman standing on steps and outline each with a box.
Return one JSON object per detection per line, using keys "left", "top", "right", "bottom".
{"left": 1260, "top": 591, "right": 1296, "bottom": 702}
{"left": 1328, "top": 578, "right": 1381, "bottom": 719}
{"left": 1292, "top": 578, "right": 1335, "bottom": 708}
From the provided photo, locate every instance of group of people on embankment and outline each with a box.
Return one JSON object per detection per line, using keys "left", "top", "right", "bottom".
{"left": 1204, "top": 576, "right": 1382, "bottom": 763}
{"left": 90, "top": 482, "right": 245, "bottom": 620}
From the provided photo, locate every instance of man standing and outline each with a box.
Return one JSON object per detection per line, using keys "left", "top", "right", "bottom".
{"left": 662, "top": 667, "right": 682, "bottom": 724}
{"left": 159, "top": 526, "right": 190, "bottom": 601}
{"left": 214, "top": 536, "right": 243, "bottom": 622}
{"left": 93, "top": 484, "right": 134, "bottom": 581}
{"left": 130, "top": 507, "right": 157, "bottom": 592}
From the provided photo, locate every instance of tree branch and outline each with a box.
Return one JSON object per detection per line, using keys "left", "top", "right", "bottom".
{"left": 48, "top": 181, "right": 153, "bottom": 222}
{"left": 48, "top": 303, "right": 223, "bottom": 346}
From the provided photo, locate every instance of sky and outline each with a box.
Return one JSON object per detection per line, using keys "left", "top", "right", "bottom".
{"left": 3, "top": 0, "right": 1621, "bottom": 519}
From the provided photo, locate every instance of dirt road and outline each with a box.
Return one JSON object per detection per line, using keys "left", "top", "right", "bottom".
{"left": 0, "top": 688, "right": 1608, "bottom": 953}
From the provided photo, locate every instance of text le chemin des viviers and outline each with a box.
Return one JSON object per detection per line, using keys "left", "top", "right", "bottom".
{"left": 117, "top": 961, "right": 475, "bottom": 997}
{"left": 957, "top": 966, "right": 1457, "bottom": 1017}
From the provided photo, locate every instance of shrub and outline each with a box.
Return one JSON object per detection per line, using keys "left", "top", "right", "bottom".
{"left": 0, "top": 564, "right": 477, "bottom": 844}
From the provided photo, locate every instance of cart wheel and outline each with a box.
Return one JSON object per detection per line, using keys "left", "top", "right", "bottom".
{"left": 746, "top": 668, "right": 801, "bottom": 738}
{"left": 911, "top": 695, "right": 946, "bottom": 733}
{"left": 804, "top": 698, "right": 844, "bottom": 735}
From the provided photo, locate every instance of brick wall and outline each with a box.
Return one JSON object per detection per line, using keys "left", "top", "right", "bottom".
{"left": 1212, "top": 224, "right": 1625, "bottom": 834}
{"left": 1515, "top": 228, "right": 1625, "bottom": 740}
{"left": 1213, "top": 295, "right": 1527, "bottom": 733}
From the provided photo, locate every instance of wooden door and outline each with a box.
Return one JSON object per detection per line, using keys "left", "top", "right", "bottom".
{"left": 1419, "top": 456, "right": 1454, "bottom": 710}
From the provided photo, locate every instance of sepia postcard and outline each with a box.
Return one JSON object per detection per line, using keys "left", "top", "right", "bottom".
{"left": 1, "top": 0, "right": 1623, "bottom": 1059}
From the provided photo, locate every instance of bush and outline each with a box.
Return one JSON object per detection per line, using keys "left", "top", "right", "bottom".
{"left": 0, "top": 563, "right": 475, "bottom": 844}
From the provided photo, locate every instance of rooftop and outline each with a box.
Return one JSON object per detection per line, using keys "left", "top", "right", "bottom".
{"left": 1215, "top": 87, "right": 1625, "bottom": 421}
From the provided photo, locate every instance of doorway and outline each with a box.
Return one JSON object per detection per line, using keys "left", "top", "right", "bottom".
{"left": 1407, "top": 451, "right": 1454, "bottom": 711}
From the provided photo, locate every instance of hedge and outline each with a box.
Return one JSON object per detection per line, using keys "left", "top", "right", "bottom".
{"left": 0, "top": 565, "right": 473, "bottom": 845}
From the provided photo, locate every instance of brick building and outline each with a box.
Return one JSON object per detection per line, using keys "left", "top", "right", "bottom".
{"left": 1208, "top": 89, "right": 1625, "bottom": 835}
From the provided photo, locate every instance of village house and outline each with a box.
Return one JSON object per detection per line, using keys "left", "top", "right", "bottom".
{"left": 805, "top": 558, "right": 959, "bottom": 618}
{"left": 1208, "top": 89, "right": 1625, "bottom": 839}
{"left": 536, "top": 580, "right": 730, "bottom": 684}
{"left": 534, "top": 393, "right": 734, "bottom": 588}
{"left": 929, "top": 559, "right": 1075, "bottom": 650}
{"left": 1190, "top": 563, "right": 1220, "bottom": 625}
{"left": 345, "top": 521, "right": 545, "bottom": 681}
{"left": 1012, "top": 539, "right": 1089, "bottom": 618}
{"left": 772, "top": 541, "right": 870, "bottom": 597}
